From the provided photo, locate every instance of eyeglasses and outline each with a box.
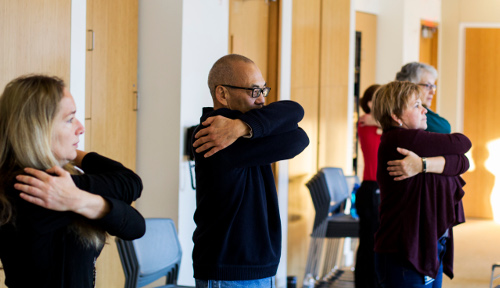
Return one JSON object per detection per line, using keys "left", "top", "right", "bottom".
{"left": 418, "top": 83, "right": 437, "bottom": 92}
{"left": 219, "top": 84, "right": 271, "bottom": 98}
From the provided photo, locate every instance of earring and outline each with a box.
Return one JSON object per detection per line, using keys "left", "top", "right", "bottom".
{"left": 399, "top": 122, "right": 402, "bottom": 127}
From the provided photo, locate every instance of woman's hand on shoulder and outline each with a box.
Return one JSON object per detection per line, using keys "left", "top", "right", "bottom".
{"left": 14, "top": 166, "right": 110, "bottom": 219}
{"left": 387, "top": 147, "right": 423, "bottom": 181}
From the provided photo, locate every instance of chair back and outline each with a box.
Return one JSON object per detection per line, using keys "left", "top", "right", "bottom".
{"left": 321, "top": 167, "right": 350, "bottom": 212}
{"left": 116, "top": 218, "right": 183, "bottom": 288}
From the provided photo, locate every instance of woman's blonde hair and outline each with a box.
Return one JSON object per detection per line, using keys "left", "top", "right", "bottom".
{"left": 0, "top": 75, "right": 105, "bottom": 249}
{"left": 372, "top": 81, "right": 424, "bottom": 130}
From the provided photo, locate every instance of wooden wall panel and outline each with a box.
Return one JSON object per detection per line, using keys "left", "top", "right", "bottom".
{"left": 462, "top": 28, "right": 500, "bottom": 219}
{"left": 355, "top": 12, "right": 377, "bottom": 99}
{"left": 86, "top": 0, "right": 138, "bottom": 169}
{"left": 355, "top": 11, "right": 377, "bottom": 179}
{"left": 288, "top": 0, "right": 321, "bottom": 282}
{"left": 0, "top": 0, "right": 71, "bottom": 89}
{"left": 86, "top": 0, "right": 138, "bottom": 286}
{"left": 229, "top": 0, "right": 270, "bottom": 79}
{"left": 318, "top": 0, "right": 351, "bottom": 169}
{"left": 229, "top": 0, "right": 280, "bottom": 103}
{"left": 288, "top": 0, "right": 352, "bottom": 283}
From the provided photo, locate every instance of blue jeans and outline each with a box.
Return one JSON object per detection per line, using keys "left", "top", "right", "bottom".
{"left": 195, "top": 276, "right": 275, "bottom": 288}
{"left": 375, "top": 237, "right": 447, "bottom": 288}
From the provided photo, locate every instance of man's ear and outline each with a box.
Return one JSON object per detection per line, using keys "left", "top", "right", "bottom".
{"left": 215, "top": 85, "right": 228, "bottom": 107}
{"left": 391, "top": 113, "right": 402, "bottom": 126}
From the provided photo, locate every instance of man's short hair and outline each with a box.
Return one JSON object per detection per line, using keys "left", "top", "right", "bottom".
{"left": 207, "top": 54, "right": 255, "bottom": 98}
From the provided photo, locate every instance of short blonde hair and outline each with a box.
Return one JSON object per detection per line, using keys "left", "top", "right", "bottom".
{"left": 372, "top": 81, "right": 424, "bottom": 130}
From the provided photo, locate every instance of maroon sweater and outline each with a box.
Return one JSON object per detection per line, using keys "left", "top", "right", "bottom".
{"left": 374, "top": 127, "right": 471, "bottom": 279}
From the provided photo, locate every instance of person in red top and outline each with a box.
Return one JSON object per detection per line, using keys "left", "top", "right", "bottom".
{"left": 372, "top": 81, "right": 470, "bottom": 288}
{"left": 355, "top": 84, "right": 382, "bottom": 288}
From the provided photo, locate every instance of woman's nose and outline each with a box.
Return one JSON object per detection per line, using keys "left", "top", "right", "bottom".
{"left": 76, "top": 119, "right": 85, "bottom": 135}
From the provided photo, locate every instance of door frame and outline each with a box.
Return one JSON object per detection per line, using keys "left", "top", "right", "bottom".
{"left": 70, "top": 0, "right": 86, "bottom": 148}
{"left": 457, "top": 22, "right": 500, "bottom": 133}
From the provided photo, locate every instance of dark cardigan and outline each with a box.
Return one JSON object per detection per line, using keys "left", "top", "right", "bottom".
{"left": 192, "top": 100, "right": 309, "bottom": 280}
{"left": 374, "top": 127, "right": 471, "bottom": 279}
{"left": 0, "top": 153, "right": 145, "bottom": 288}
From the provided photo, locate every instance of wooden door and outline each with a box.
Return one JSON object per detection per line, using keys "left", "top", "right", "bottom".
{"left": 0, "top": 0, "right": 71, "bottom": 283}
{"left": 419, "top": 21, "right": 439, "bottom": 111}
{"left": 288, "top": 0, "right": 321, "bottom": 281}
{"left": 355, "top": 12, "right": 377, "bottom": 101}
{"left": 86, "top": 0, "right": 138, "bottom": 286}
{"left": 462, "top": 28, "right": 500, "bottom": 220}
{"left": 0, "top": 0, "right": 71, "bottom": 89}
{"left": 355, "top": 12, "right": 377, "bottom": 178}
{"left": 288, "top": 0, "right": 351, "bottom": 283}
{"left": 229, "top": 0, "right": 279, "bottom": 104}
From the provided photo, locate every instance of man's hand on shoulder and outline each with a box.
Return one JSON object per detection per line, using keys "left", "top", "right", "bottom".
{"left": 193, "top": 116, "right": 251, "bottom": 158}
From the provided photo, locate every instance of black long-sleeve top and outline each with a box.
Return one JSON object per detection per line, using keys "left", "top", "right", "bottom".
{"left": 192, "top": 100, "right": 309, "bottom": 280}
{"left": 0, "top": 152, "right": 145, "bottom": 288}
{"left": 374, "top": 127, "right": 471, "bottom": 279}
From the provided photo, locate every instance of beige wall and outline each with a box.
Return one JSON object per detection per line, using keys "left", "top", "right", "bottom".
{"left": 440, "top": 0, "right": 500, "bottom": 131}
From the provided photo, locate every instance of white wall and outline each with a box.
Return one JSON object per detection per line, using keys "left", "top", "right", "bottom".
{"left": 363, "top": 0, "right": 441, "bottom": 84}
{"left": 136, "top": 0, "right": 219, "bottom": 286}
{"left": 354, "top": 0, "right": 379, "bottom": 14}
{"left": 374, "top": 0, "right": 405, "bottom": 84}
{"left": 177, "top": 0, "right": 229, "bottom": 285}
{"left": 136, "top": 0, "right": 183, "bottom": 222}
{"left": 70, "top": 0, "right": 86, "bottom": 149}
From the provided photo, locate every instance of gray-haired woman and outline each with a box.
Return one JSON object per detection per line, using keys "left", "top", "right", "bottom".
{"left": 396, "top": 62, "right": 451, "bottom": 133}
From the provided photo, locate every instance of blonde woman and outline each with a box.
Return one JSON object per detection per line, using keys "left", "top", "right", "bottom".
{"left": 371, "top": 81, "right": 470, "bottom": 288}
{"left": 0, "top": 75, "right": 145, "bottom": 287}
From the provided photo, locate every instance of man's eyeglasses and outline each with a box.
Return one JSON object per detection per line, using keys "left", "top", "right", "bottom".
{"left": 418, "top": 83, "right": 437, "bottom": 92}
{"left": 220, "top": 85, "right": 271, "bottom": 98}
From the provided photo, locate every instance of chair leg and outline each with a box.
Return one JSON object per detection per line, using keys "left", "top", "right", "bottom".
{"left": 491, "top": 263, "right": 500, "bottom": 288}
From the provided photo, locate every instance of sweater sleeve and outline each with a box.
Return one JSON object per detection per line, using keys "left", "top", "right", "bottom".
{"left": 216, "top": 127, "right": 309, "bottom": 168}
{"left": 71, "top": 152, "right": 145, "bottom": 239}
{"left": 238, "top": 100, "right": 304, "bottom": 138}
{"left": 91, "top": 197, "right": 145, "bottom": 240}
{"left": 442, "top": 154, "right": 470, "bottom": 176}
{"left": 72, "top": 152, "right": 143, "bottom": 204}
{"left": 397, "top": 129, "right": 471, "bottom": 157}
{"left": 196, "top": 102, "right": 309, "bottom": 168}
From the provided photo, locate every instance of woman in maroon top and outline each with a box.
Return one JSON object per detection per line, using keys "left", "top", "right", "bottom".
{"left": 371, "top": 81, "right": 471, "bottom": 288}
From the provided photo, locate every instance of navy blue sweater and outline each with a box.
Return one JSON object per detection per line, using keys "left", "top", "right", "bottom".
{"left": 192, "top": 100, "right": 309, "bottom": 280}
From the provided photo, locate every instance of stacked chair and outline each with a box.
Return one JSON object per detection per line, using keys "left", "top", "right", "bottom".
{"left": 491, "top": 262, "right": 500, "bottom": 288}
{"left": 116, "top": 218, "right": 193, "bottom": 288}
{"left": 303, "top": 168, "right": 360, "bottom": 288}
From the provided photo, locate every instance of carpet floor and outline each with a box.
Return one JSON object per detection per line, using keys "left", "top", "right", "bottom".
{"left": 443, "top": 218, "right": 500, "bottom": 288}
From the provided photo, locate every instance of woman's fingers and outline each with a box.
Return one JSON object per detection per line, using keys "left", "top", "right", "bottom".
{"left": 15, "top": 173, "right": 45, "bottom": 190}
{"left": 14, "top": 182, "right": 43, "bottom": 197}
{"left": 19, "top": 192, "right": 47, "bottom": 208}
